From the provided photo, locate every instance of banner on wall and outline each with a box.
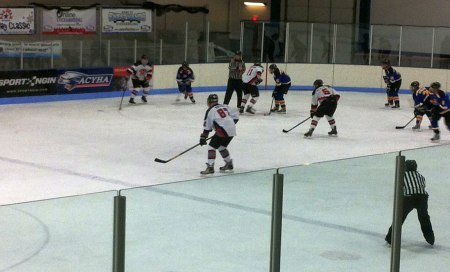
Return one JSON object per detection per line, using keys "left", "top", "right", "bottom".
{"left": 0, "top": 40, "right": 62, "bottom": 58}
{"left": 0, "top": 8, "right": 35, "bottom": 35}
{"left": 42, "top": 8, "right": 96, "bottom": 35}
{"left": 56, "top": 68, "right": 114, "bottom": 94}
{"left": 102, "top": 8, "right": 152, "bottom": 33}
{"left": 0, "top": 69, "right": 58, "bottom": 97}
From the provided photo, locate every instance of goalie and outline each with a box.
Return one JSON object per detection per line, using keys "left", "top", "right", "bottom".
{"left": 239, "top": 62, "right": 264, "bottom": 114}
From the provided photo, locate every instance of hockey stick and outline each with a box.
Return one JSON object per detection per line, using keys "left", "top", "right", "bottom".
{"left": 154, "top": 137, "right": 212, "bottom": 164}
{"left": 264, "top": 97, "right": 274, "bottom": 116}
{"left": 395, "top": 116, "right": 415, "bottom": 129}
{"left": 118, "top": 89, "right": 127, "bottom": 110}
{"left": 282, "top": 117, "right": 311, "bottom": 133}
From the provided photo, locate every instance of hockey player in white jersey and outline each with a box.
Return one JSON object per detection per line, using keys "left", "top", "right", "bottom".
{"left": 126, "top": 54, "right": 153, "bottom": 104}
{"left": 239, "top": 63, "right": 264, "bottom": 114}
{"left": 304, "top": 79, "right": 340, "bottom": 137}
{"left": 199, "top": 94, "right": 239, "bottom": 175}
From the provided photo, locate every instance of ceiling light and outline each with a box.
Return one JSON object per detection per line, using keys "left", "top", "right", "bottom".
{"left": 244, "top": 2, "right": 266, "bottom": 7}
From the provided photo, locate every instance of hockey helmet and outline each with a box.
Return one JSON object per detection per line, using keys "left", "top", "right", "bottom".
{"left": 410, "top": 81, "right": 420, "bottom": 91}
{"left": 181, "top": 61, "right": 189, "bottom": 68}
{"left": 381, "top": 59, "right": 390, "bottom": 66}
{"left": 430, "top": 82, "right": 441, "bottom": 89}
{"left": 207, "top": 93, "right": 219, "bottom": 105}
{"left": 269, "top": 64, "right": 277, "bottom": 70}
{"left": 313, "top": 79, "right": 323, "bottom": 89}
{"left": 405, "top": 160, "right": 417, "bottom": 172}
{"left": 140, "top": 54, "right": 149, "bottom": 64}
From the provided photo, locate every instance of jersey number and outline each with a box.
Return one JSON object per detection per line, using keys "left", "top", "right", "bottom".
{"left": 217, "top": 108, "right": 228, "bottom": 118}
{"left": 322, "top": 88, "right": 331, "bottom": 95}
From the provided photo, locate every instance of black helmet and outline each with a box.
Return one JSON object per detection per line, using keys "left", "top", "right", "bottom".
{"left": 313, "top": 79, "right": 323, "bottom": 89}
{"left": 141, "top": 54, "right": 148, "bottom": 60}
{"left": 207, "top": 93, "right": 219, "bottom": 105}
{"left": 254, "top": 62, "right": 262, "bottom": 67}
{"left": 269, "top": 64, "right": 277, "bottom": 70}
{"left": 430, "top": 82, "right": 441, "bottom": 89}
{"left": 181, "top": 61, "right": 189, "bottom": 67}
{"left": 382, "top": 59, "right": 390, "bottom": 65}
{"left": 410, "top": 81, "right": 420, "bottom": 88}
{"left": 405, "top": 160, "right": 417, "bottom": 172}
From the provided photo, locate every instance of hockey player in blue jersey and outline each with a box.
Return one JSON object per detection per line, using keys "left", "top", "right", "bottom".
{"left": 409, "top": 81, "right": 433, "bottom": 130}
{"left": 381, "top": 59, "right": 402, "bottom": 108}
{"left": 176, "top": 61, "right": 196, "bottom": 103}
{"left": 428, "top": 82, "right": 450, "bottom": 142}
{"left": 269, "top": 64, "right": 291, "bottom": 113}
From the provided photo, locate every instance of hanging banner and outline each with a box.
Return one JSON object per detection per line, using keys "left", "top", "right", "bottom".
{"left": 102, "top": 8, "right": 152, "bottom": 33}
{"left": 0, "top": 40, "right": 62, "bottom": 58}
{"left": 0, "top": 8, "right": 35, "bottom": 35}
{"left": 42, "top": 8, "right": 96, "bottom": 35}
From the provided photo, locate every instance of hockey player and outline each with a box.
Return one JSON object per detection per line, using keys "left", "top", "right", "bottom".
{"left": 410, "top": 81, "right": 432, "bottom": 130}
{"left": 269, "top": 64, "right": 291, "bottom": 113}
{"left": 381, "top": 59, "right": 402, "bottom": 108}
{"left": 176, "top": 61, "right": 196, "bottom": 103}
{"left": 240, "top": 63, "right": 264, "bottom": 114}
{"left": 428, "top": 82, "right": 450, "bottom": 142}
{"left": 126, "top": 54, "right": 153, "bottom": 104}
{"left": 385, "top": 160, "right": 435, "bottom": 246}
{"left": 199, "top": 94, "right": 239, "bottom": 175}
{"left": 304, "top": 79, "right": 340, "bottom": 138}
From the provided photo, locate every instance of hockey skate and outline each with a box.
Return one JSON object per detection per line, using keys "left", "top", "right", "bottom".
{"left": 246, "top": 106, "right": 256, "bottom": 114}
{"left": 278, "top": 107, "right": 286, "bottom": 114}
{"left": 270, "top": 105, "right": 279, "bottom": 112}
{"left": 304, "top": 128, "right": 314, "bottom": 138}
{"left": 190, "top": 97, "right": 196, "bottom": 104}
{"left": 411, "top": 124, "right": 421, "bottom": 130}
{"left": 239, "top": 106, "right": 245, "bottom": 114}
{"left": 200, "top": 163, "right": 214, "bottom": 175}
{"left": 328, "top": 126, "right": 338, "bottom": 136}
{"left": 219, "top": 160, "right": 233, "bottom": 172}
{"left": 129, "top": 98, "right": 136, "bottom": 104}
{"left": 391, "top": 104, "right": 400, "bottom": 109}
{"left": 384, "top": 103, "right": 391, "bottom": 107}
{"left": 430, "top": 133, "right": 440, "bottom": 142}
{"left": 141, "top": 96, "right": 147, "bottom": 103}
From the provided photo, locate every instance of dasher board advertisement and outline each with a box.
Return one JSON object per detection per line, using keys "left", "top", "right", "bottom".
{"left": 102, "top": 8, "right": 152, "bottom": 33}
{"left": 42, "top": 8, "right": 96, "bottom": 35}
{"left": 0, "top": 8, "right": 35, "bottom": 35}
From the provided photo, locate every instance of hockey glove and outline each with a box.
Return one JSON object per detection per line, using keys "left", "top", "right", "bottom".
{"left": 199, "top": 134, "right": 208, "bottom": 146}
{"left": 310, "top": 110, "right": 315, "bottom": 118}
{"left": 255, "top": 78, "right": 263, "bottom": 85}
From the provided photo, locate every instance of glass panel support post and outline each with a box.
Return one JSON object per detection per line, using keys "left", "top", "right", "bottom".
{"left": 113, "top": 192, "right": 126, "bottom": 272}
{"left": 270, "top": 170, "right": 284, "bottom": 272}
{"left": 390, "top": 152, "right": 405, "bottom": 272}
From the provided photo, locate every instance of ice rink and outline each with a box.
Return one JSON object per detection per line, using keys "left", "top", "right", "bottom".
{"left": 0, "top": 90, "right": 449, "bottom": 271}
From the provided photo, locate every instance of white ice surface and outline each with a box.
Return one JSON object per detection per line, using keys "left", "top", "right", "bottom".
{"left": 0, "top": 90, "right": 449, "bottom": 272}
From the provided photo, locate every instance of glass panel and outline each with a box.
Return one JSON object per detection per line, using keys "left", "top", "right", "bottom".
{"left": 371, "top": 25, "right": 400, "bottom": 66}
{"left": 336, "top": 24, "right": 370, "bottom": 65}
{"left": 279, "top": 153, "right": 398, "bottom": 271}
{"left": 122, "top": 169, "right": 275, "bottom": 271}
{"left": 262, "top": 22, "right": 286, "bottom": 63}
{"left": 107, "top": 37, "right": 136, "bottom": 66}
{"left": 400, "top": 26, "right": 433, "bottom": 68}
{"left": 433, "top": 27, "right": 450, "bottom": 69}
{"left": 0, "top": 191, "right": 116, "bottom": 271}
{"left": 286, "top": 22, "right": 309, "bottom": 63}
{"left": 242, "top": 21, "right": 263, "bottom": 63}
{"left": 311, "top": 23, "right": 333, "bottom": 64}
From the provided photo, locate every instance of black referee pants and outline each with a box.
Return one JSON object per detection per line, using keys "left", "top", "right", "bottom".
{"left": 385, "top": 194, "right": 434, "bottom": 243}
{"left": 223, "top": 78, "right": 243, "bottom": 108}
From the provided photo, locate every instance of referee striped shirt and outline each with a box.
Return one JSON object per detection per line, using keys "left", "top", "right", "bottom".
{"left": 403, "top": 171, "right": 428, "bottom": 196}
{"left": 228, "top": 59, "right": 245, "bottom": 79}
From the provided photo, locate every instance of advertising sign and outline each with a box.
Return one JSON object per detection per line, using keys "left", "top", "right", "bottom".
{"left": 0, "top": 8, "right": 35, "bottom": 35}
{"left": 102, "top": 8, "right": 152, "bottom": 33}
{"left": 0, "top": 69, "right": 58, "bottom": 97}
{"left": 56, "top": 68, "right": 114, "bottom": 94}
{"left": 0, "top": 40, "right": 62, "bottom": 58}
{"left": 42, "top": 8, "right": 96, "bottom": 35}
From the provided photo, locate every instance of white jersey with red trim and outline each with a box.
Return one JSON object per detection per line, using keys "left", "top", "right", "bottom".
{"left": 127, "top": 61, "right": 153, "bottom": 81}
{"left": 311, "top": 86, "right": 340, "bottom": 106}
{"left": 203, "top": 104, "right": 239, "bottom": 137}
{"left": 242, "top": 65, "right": 264, "bottom": 85}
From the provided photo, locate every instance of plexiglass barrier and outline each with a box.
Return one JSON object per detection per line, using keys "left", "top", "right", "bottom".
{"left": 0, "top": 145, "right": 448, "bottom": 271}
{"left": 2, "top": 15, "right": 450, "bottom": 70}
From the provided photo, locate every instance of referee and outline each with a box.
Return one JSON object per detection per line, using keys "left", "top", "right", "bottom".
{"left": 223, "top": 51, "right": 245, "bottom": 108}
{"left": 385, "top": 160, "right": 435, "bottom": 245}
